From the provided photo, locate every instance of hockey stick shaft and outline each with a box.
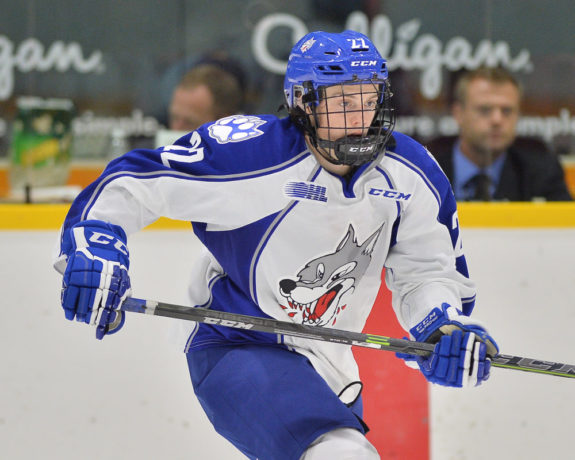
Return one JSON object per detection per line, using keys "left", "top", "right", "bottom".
{"left": 121, "top": 297, "right": 575, "bottom": 379}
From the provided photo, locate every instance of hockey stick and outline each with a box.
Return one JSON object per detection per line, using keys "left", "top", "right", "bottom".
{"left": 121, "top": 297, "right": 575, "bottom": 379}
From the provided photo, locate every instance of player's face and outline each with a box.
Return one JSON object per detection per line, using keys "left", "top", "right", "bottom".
{"left": 314, "top": 83, "right": 379, "bottom": 144}
{"left": 453, "top": 78, "right": 520, "bottom": 163}
{"left": 169, "top": 84, "right": 217, "bottom": 132}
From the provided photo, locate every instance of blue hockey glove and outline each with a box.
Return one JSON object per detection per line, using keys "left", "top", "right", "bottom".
{"left": 61, "top": 220, "right": 131, "bottom": 340}
{"left": 397, "top": 303, "right": 499, "bottom": 387}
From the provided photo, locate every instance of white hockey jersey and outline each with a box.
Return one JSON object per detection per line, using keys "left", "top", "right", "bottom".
{"left": 55, "top": 114, "right": 475, "bottom": 395}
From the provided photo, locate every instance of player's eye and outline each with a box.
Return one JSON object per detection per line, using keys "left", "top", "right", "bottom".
{"left": 365, "top": 99, "right": 377, "bottom": 109}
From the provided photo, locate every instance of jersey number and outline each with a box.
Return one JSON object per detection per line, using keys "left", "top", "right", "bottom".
{"left": 161, "top": 131, "right": 205, "bottom": 168}
{"left": 451, "top": 211, "right": 463, "bottom": 258}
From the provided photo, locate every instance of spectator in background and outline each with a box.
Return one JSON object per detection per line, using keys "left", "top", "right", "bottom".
{"left": 427, "top": 67, "right": 572, "bottom": 201}
{"left": 168, "top": 56, "right": 247, "bottom": 132}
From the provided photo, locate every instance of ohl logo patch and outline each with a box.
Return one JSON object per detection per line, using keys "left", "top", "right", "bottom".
{"left": 284, "top": 181, "right": 328, "bottom": 203}
{"left": 208, "top": 115, "right": 266, "bottom": 144}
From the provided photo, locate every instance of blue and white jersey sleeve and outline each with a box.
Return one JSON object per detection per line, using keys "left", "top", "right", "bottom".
{"left": 55, "top": 115, "right": 309, "bottom": 270}
{"left": 381, "top": 132, "right": 476, "bottom": 331}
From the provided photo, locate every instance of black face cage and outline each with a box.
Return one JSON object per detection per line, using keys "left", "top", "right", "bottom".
{"left": 289, "top": 79, "right": 395, "bottom": 167}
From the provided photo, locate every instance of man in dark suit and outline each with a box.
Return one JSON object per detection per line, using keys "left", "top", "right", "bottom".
{"left": 427, "top": 67, "right": 572, "bottom": 201}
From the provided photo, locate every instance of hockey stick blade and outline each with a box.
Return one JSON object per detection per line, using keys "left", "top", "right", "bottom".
{"left": 121, "top": 297, "right": 575, "bottom": 379}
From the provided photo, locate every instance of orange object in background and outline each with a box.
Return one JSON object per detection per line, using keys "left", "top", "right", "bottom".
{"left": 565, "top": 165, "right": 575, "bottom": 200}
{"left": 0, "top": 162, "right": 105, "bottom": 199}
{"left": 0, "top": 168, "right": 8, "bottom": 197}
{"left": 354, "top": 276, "right": 429, "bottom": 459}
{"left": 65, "top": 163, "right": 105, "bottom": 189}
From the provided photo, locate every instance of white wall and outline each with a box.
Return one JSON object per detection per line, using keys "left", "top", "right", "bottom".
{"left": 0, "top": 231, "right": 244, "bottom": 460}
{"left": 431, "top": 229, "right": 575, "bottom": 460}
{"left": 1, "top": 229, "right": 574, "bottom": 460}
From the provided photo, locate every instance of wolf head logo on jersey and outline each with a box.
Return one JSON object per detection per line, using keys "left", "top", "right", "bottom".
{"left": 208, "top": 115, "right": 266, "bottom": 144}
{"left": 279, "top": 223, "right": 383, "bottom": 326}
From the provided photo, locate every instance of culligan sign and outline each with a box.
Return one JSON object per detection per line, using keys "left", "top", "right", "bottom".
{"left": 252, "top": 11, "right": 533, "bottom": 100}
{"left": 0, "top": 36, "right": 103, "bottom": 101}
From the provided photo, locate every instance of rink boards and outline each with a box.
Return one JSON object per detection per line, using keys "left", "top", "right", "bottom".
{"left": 1, "top": 203, "right": 574, "bottom": 460}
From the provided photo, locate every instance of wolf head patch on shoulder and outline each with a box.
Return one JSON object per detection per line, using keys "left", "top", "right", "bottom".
{"left": 279, "top": 223, "right": 383, "bottom": 326}
{"left": 208, "top": 115, "right": 266, "bottom": 144}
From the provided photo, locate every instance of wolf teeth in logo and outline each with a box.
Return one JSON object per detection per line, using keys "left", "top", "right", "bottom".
{"left": 208, "top": 115, "right": 266, "bottom": 144}
{"left": 279, "top": 223, "right": 383, "bottom": 326}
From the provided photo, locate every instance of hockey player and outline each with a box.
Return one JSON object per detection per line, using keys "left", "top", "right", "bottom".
{"left": 55, "top": 30, "right": 498, "bottom": 459}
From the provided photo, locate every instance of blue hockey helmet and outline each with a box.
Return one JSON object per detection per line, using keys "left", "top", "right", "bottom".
{"left": 284, "top": 30, "right": 395, "bottom": 166}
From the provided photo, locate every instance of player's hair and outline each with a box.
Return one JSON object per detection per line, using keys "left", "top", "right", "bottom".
{"left": 177, "top": 64, "right": 244, "bottom": 119}
{"left": 454, "top": 66, "right": 523, "bottom": 105}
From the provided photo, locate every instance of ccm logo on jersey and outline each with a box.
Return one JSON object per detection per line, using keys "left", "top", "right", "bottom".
{"left": 369, "top": 188, "right": 412, "bottom": 201}
{"left": 351, "top": 60, "right": 377, "bottom": 66}
{"left": 204, "top": 318, "right": 254, "bottom": 329}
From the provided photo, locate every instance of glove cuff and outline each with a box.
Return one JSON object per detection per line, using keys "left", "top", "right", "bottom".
{"left": 70, "top": 220, "right": 130, "bottom": 267}
{"left": 410, "top": 303, "right": 499, "bottom": 357}
{"left": 410, "top": 303, "right": 456, "bottom": 343}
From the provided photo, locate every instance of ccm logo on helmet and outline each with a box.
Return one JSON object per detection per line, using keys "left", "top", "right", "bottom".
{"left": 369, "top": 188, "right": 412, "bottom": 200}
{"left": 351, "top": 60, "right": 377, "bottom": 66}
